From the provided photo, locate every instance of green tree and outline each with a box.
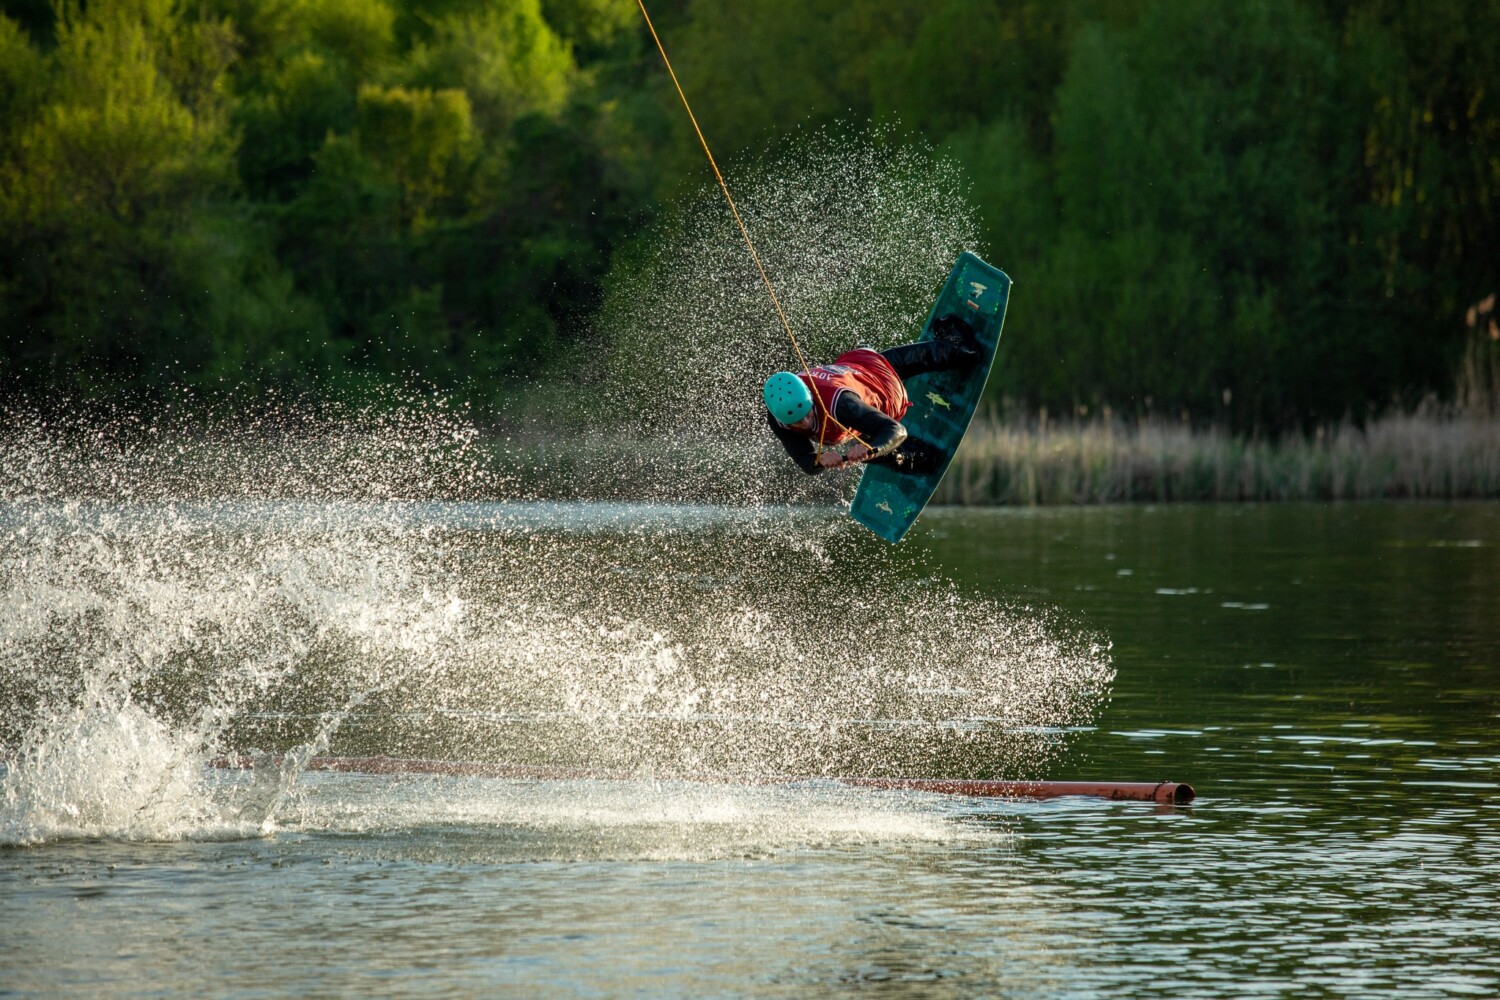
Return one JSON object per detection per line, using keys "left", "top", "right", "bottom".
{"left": 1340, "top": 0, "right": 1500, "bottom": 397}
{"left": 4, "top": 0, "right": 1489, "bottom": 428}
{"left": 0, "top": 0, "right": 331, "bottom": 397}
{"left": 1003, "top": 0, "right": 1362, "bottom": 428}
{"left": 0, "top": 14, "right": 46, "bottom": 142}
{"left": 1, "top": 0, "right": 235, "bottom": 388}
{"left": 219, "top": 0, "right": 396, "bottom": 198}
{"left": 399, "top": 0, "right": 573, "bottom": 137}
{"left": 258, "top": 0, "right": 643, "bottom": 393}
{"left": 652, "top": 0, "right": 923, "bottom": 185}
{"left": 541, "top": 0, "right": 639, "bottom": 56}
{"left": 870, "top": 0, "right": 1079, "bottom": 146}
{"left": 355, "top": 83, "right": 479, "bottom": 229}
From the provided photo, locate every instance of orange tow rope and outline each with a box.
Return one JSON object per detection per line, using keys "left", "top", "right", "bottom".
{"left": 634, "top": 0, "right": 863, "bottom": 456}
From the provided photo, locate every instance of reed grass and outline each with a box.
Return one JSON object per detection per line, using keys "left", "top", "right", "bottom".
{"left": 486, "top": 404, "right": 1500, "bottom": 507}
{"left": 935, "top": 410, "right": 1500, "bottom": 505}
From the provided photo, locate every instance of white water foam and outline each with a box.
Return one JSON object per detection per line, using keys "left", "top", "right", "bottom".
{"left": 0, "top": 489, "right": 1110, "bottom": 846}
{"left": 263, "top": 771, "right": 1001, "bottom": 862}
{"left": 1, "top": 678, "right": 227, "bottom": 844}
{"left": 0, "top": 133, "right": 1111, "bottom": 847}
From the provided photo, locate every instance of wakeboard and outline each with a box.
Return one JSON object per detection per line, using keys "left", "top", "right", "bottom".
{"left": 850, "top": 252, "right": 1010, "bottom": 543}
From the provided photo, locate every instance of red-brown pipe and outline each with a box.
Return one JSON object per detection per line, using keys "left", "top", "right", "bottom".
{"left": 215, "top": 756, "right": 1194, "bottom": 804}
{"left": 837, "top": 776, "right": 1195, "bottom": 805}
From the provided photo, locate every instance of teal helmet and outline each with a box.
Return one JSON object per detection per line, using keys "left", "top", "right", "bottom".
{"left": 764, "top": 371, "right": 813, "bottom": 424}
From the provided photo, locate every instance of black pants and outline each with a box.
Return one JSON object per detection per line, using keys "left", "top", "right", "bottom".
{"left": 880, "top": 340, "right": 972, "bottom": 381}
{"left": 865, "top": 341, "right": 972, "bottom": 475}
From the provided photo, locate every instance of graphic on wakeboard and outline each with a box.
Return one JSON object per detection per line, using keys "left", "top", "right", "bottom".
{"left": 850, "top": 252, "right": 1010, "bottom": 543}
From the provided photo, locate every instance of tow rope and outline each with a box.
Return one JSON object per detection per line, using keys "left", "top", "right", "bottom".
{"left": 634, "top": 0, "right": 864, "bottom": 458}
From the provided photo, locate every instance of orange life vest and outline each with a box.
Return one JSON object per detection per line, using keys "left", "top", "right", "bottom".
{"left": 797, "top": 348, "right": 911, "bottom": 447}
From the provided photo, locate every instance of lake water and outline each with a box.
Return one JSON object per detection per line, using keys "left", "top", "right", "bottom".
{"left": 3, "top": 500, "right": 1498, "bottom": 997}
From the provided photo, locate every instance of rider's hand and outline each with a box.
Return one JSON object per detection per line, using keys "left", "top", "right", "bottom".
{"left": 844, "top": 442, "right": 872, "bottom": 464}
{"left": 816, "top": 449, "right": 845, "bottom": 469}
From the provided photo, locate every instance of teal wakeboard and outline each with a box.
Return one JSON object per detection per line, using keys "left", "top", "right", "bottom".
{"left": 850, "top": 252, "right": 1010, "bottom": 543}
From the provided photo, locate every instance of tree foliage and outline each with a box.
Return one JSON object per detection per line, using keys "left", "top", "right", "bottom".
{"left": 0, "top": 0, "right": 650, "bottom": 402}
{"left": 0, "top": 0, "right": 1494, "bottom": 429}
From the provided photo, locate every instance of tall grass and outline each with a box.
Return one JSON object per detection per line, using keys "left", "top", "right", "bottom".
{"left": 935, "top": 410, "right": 1500, "bottom": 505}
{"left": 497, "top": 409, "right": 1500, "bottom": 506}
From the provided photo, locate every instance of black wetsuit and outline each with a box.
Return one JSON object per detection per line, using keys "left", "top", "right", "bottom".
{"left": 767, "top": 339, "right": 972, "bottom": 476}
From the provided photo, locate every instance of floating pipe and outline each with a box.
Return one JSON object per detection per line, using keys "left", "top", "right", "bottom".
{"left": 837, "top": 776, "right": 1195, "bottom": 805}
{"left": 217, "top": 756, "right": 1194, "bottom": 805}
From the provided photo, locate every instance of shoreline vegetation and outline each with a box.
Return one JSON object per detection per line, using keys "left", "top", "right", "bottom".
{"left": 4, "top": 399, "right": 1499, "bottom": 508}
{"left": 935, "top": 409, "right": 1500, "bottom": 506}
{"left": 497, "top": 407, "right": 1500, "bottom": 508}
{"left": 3, "top": 1, "right": 1496, "bottom": 440}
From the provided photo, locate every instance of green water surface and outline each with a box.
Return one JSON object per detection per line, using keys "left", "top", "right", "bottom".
{"left": 3, "top": 501, "right": 1497, "bottom": 998}
{"left": 922, "top": 502, "right": 1500, "bottom": 995}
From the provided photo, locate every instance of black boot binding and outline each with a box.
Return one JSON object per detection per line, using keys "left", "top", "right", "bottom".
{"left": 930, "top": 313, "right": 981, "bottom": 358}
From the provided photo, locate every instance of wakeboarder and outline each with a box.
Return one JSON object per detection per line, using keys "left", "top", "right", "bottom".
{"left": 763, "top": 314, "right": 981, "bottom": 475}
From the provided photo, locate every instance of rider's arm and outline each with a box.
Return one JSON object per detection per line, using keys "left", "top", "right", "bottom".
{"left": 766, "top": 410, "right": 823, "bottom": 475}
{"left": 833, "top": 392, "right": 907, "bottom": 459}
{"left": 766, "top": 393, "right": 909, "bottom": 474}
